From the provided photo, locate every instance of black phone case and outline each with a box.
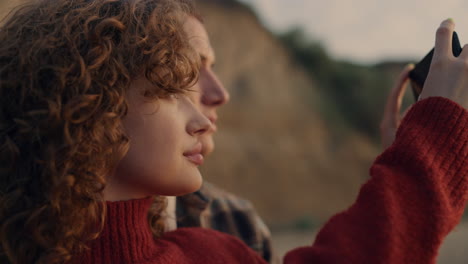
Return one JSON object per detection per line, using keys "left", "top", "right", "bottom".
{"left": 408, "top": 31, "right": 462, "bottom": 100}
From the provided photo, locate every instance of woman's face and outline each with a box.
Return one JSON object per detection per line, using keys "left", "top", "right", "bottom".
{"left": 104, "top": 77, "right": 211, "bottom": 201}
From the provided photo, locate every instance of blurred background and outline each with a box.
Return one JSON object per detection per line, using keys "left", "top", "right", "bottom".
{"left": 189, "top": 0, "right": 468, "bottom": 262}
{"left": 0, "top": 0, "right": 466, "bottom": 262}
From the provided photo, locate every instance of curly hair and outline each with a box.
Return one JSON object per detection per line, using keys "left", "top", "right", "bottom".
{"left": 0, "top": 0, "right": 200, "bottom": 263}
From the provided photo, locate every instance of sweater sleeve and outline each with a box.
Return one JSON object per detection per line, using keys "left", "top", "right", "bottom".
{"left": 285, "top": 97, "right": 468, "bottom": 264}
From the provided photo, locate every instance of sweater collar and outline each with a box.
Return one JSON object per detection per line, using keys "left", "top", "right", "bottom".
{"left": 72, "top": 196, "right": 158, "bottom": 263}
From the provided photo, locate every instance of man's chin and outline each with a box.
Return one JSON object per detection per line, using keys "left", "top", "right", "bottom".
{"left": 200, "top": 136, "right": 215, "bottom": 157}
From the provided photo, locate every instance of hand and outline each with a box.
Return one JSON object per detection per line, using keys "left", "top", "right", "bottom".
{"left": 380, "top": 64, "right": 414, "bottom": 149}
{"left": 420, "top": 18, "right": 468, "bottom": 109}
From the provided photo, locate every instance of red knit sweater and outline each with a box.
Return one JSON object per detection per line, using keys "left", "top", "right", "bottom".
{"left": 70, "top": 97, "right": 467, "bottom": 264}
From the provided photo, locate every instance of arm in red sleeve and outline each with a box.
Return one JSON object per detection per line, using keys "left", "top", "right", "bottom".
{"left": 285, "top": 97, "right": 468, "bottom": 264}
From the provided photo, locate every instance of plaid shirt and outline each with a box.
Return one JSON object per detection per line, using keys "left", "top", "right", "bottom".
{"left": 176, "top": 182, "right": 278, "bottom": 264}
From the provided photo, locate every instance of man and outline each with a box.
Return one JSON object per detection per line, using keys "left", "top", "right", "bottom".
{"left": 163, "top": 13, "right": 278, "bottom": 263}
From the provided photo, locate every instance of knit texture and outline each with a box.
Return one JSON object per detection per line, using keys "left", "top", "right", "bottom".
{"left": 285, "top": 97, "right": 467, "bottom": 264}
{"left": 69, "top": 196, "right": 266, "bottom": 264}
{"left": 69, "top": 97, "right": 467, "bottom": 264}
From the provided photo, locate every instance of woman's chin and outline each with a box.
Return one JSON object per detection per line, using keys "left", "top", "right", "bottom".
{"left": 155, "top": 172, "right": 203, "bottom": 196}
{"left": 176, "top": 176, "right": 203, "bottom": 196}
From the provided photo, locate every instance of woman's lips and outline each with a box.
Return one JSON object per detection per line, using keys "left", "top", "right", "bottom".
{"left": 183, "top": 143, "right": 204, "bottom": 166}
{"left": 185, "top": 153, "right": 204, "bottom": 166}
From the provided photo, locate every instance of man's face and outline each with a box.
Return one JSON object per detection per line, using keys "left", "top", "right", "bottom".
{"left": 183, "top": 16, "right": 230, "bottom": 157}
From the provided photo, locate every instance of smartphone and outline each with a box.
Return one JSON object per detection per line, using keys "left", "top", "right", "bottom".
{"left": 408, "top": 31, "right": 462, "bottom": 100}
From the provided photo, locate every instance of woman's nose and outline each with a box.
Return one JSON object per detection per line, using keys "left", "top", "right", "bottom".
{"left": 186, "top": 99, "right": 211, "bottom": 136}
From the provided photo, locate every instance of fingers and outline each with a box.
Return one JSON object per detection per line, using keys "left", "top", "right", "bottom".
{"left": 402, "top": 107, "right": 411, "bottom": 119}
{"left": 385, "top": 64, "right": 414, "bottom": 121}
{"left": 392, "top": 64, "right": 414, "bottom": 105}
{"left": 434, "top": 18, "right": 455, "bottom": 59}
{"left": 459, "top": 43, "right": 468, "bottom": 60}
{"left": 380, "top": 64, "right": 413, "bottom": 149}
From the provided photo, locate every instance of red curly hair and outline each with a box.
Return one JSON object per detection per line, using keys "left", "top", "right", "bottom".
{"left": 0, "top": 0, "right": 199, "bottom": 263}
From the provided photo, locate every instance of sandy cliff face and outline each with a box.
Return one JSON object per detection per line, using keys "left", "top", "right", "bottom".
{"left": 196, "top": 0, "right": 379, "bottom": 227}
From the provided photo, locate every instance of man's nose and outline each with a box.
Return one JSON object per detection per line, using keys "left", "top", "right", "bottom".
{"left": 201, "top": 72, "right": 230, "bottom": 107}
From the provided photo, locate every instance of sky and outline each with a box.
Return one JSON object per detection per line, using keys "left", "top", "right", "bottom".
{"left": 238, "top": 0, "right": 468, "bottom": 64}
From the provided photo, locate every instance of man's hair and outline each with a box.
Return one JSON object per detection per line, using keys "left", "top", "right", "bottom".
{"left": 183, "top": 0, "right": 204, "bottom": 23}
{"left": 0, "top": 0, "right": 198, "bottom": 263}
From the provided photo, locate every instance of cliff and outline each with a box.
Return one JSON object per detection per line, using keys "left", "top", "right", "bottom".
{"left": 196, "top": 0, "right": 380, "bottom": 228}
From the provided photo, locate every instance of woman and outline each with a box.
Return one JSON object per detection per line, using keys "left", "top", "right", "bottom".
{"left": 0, "top": 0, "right": 466, "bottom": 262}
